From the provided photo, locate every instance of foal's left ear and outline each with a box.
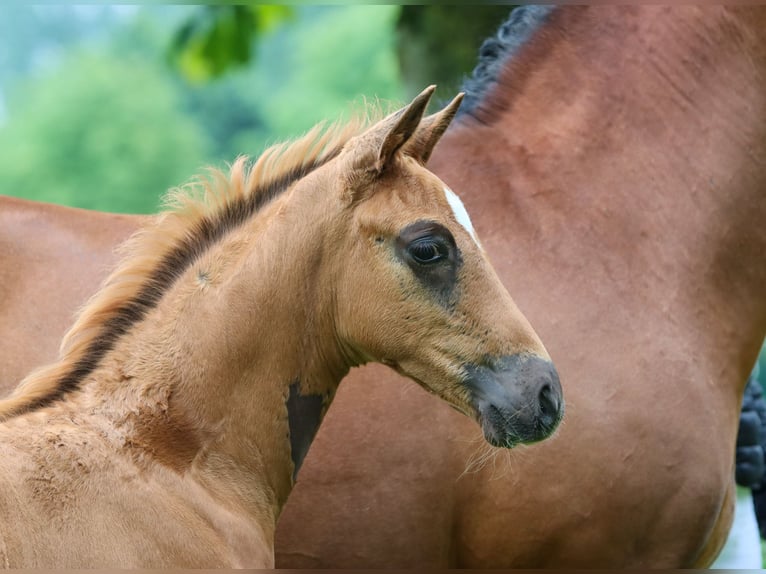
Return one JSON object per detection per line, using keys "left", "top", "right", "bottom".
{"left": 371, "top": 85, "right": 436, "bottom": 174}
{"left": 402, "top": 92, "right": 464, "bottom": 165}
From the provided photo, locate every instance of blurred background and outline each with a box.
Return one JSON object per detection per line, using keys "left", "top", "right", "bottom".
{"left": 0, "top": 4, "right": 510, "bottom": 214}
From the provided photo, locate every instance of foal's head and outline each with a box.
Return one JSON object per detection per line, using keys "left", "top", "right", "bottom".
{"left": 327, "top": 87, "right": 563, "bottom": 447}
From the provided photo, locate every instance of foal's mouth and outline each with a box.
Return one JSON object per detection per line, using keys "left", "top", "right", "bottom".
{"left": 463, "top": 354, "right": 564, "bottom": 448}
{"left": 386, "top": 354, "right": 563, "bottom": 447}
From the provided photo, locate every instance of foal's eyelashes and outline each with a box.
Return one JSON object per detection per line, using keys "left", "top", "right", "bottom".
{"left": 395, "top": 220, "right": 461, "bottom": 304}
{"left": 407, "top": 237, "right": 449, "bottom": 265}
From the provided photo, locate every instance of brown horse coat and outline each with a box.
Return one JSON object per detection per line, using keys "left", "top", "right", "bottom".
{"left": 277, "top": 7, "right": 766, "bottom": 568}
{"left": 0, "top": 90, "right": 561, "bottom": 567}
{"left": 1, "top": 5, "right": 765, "bottom": 568}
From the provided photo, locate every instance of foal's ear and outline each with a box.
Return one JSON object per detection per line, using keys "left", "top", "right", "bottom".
{"left": 402, "top": 92, "right": 464, "bottom": 165}
{"left": 370, "top": 85, "right": 436, "bottom": 174}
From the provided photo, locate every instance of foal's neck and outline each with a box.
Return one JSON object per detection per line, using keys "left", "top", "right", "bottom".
{"left": 78, "top": 185, "right": 348, "bottom": 518}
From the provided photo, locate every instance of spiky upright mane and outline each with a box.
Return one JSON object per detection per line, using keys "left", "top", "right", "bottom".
{"left": 460, "top": 5, "right": 556, "bottom": 117}
{"left": 0, "top": 113, "right": 377, "bottom": 420}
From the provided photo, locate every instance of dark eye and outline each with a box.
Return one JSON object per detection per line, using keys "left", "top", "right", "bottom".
{"left": 408, "top": 237, "right": 448, "bottom": 264}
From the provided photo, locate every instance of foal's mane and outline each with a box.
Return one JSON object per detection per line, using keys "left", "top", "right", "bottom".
{"left": 460, "top": 5, "right": 556, "bottom": 119}
{"left": 0, "top": 111, "right": 378, "bottom": 420}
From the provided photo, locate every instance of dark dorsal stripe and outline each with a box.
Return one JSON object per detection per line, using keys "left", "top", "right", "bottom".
{"left": 23, "top": 147, "right": 343, "bottom": 414}
{"left": 459, "top": 5, "right": 556, "bottom": 117}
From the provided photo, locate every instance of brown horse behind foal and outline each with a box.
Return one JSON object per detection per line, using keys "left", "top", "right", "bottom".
{"left": 0, "top": 88, "right": 561, "bottom": 568}
{"left": 2, "top": 6, "right": 765, "bottom": 568}
{"left": 276, "top": 5, "right": 766, "bottom": 567}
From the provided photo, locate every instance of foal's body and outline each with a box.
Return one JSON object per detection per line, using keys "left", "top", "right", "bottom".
{"left": 0, "top": 90, "right": 561, "bottom": 567}
{"left": 0, "top": 185, "right": 309, "bottom": 566}
{"left": 1, "top": 6, "right": 764, "bottom": 568}
{"left": 0, "top": 406, "right": 271, "bottom": 567}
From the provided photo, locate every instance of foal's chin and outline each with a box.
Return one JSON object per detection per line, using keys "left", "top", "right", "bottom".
{"left": 465, "top": 354, "right": 564, "bottom": 449}
{"left": 478, "top": 415, "right": 546, "bottom": 449}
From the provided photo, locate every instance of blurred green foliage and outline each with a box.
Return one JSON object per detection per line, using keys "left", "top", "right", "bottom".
{"left": 0, "top": 5, "right": 403, "bottom": 214}
{"left": 168, "top": 6, "right": 294, "bottom": 83}
{"left": 0, "top": 52, "right": 207, "bottom": 213}
{"left": 397, "top": 6, "right": 514, "bottom": 102}
{"left": 0, "top": 4, "right": 517, "bottom": 214}
{"left": 250, "top": 6, "right": 403, "bottom": 138}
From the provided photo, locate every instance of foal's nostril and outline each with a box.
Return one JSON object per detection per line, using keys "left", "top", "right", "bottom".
{"left": 538, "top": 383, "right": 559, "bottom": 424}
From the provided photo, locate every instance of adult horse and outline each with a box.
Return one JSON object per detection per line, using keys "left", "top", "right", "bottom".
{"left": 0, "top": 88, "right": 562, "bottom": 567}
{"left": 0, "top": 5, "right": 764, "bottom": 568}
{"left": 275, "top": 6, "right": 766, "bottom": 568}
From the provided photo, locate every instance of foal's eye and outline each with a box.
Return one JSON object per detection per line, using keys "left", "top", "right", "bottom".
{"left": 408, "top": 237, "right": 448, "bottom": 264}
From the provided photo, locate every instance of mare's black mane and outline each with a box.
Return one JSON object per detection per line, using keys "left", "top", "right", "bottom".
{"left": 459, "top": 5, "right": 555, "bottom": 117}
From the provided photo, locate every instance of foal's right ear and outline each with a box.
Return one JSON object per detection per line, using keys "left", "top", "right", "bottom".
{"left": 364, "top": 85, "right": 436, "bottom": 174}
{"left": 342, "top": 86, "right": 437, "bottom": 204}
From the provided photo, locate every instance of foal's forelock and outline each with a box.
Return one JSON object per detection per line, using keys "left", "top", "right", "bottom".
{"left": 0, "top": 117, "right": 379, "bottom": 420}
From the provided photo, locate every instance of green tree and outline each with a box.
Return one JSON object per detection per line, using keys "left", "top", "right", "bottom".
{"left": 166, "top": 5, "right": 514, "bottom": 106}
{"left": 168, "top": 5, "right": 293, "bottom": 82}
{"left": 0, "top": 51, "right": 208, "bottom": 213}
{"left": 396, "top": 6, "right": 515, "bottom": 101}
{"left": 0, "top": 5, "right": 406, "bottom": 213}
{"left": 247, "top": 6, "right": 403, "bottom": 144}
{"left": 177, "top": 5, "right": 404, "bottom": 163}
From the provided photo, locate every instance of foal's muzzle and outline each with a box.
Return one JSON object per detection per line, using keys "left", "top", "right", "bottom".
{"left": 464, "top": 354, "right": 563, "bottom": 448}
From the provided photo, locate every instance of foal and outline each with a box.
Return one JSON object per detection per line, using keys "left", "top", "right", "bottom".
{"left": 0, "top": 87, "right": 562, "bottom": 568}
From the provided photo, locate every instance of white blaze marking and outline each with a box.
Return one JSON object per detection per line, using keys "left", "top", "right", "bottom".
{"left": 443, "top": 186, "right": 479, "bottom": 245}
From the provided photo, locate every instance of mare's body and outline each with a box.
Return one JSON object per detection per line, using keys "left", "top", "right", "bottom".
{"left": 0, "top": 197, "right": 143, "bottom": 386}
{"left": 1, "top": 6, "right": 764, "bottom": 567}
{"left": 275, "top": 6, "right": 766, "bottom": 567}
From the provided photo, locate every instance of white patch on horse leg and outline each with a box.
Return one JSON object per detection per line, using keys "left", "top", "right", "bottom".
{"left": 443, "top": 186, "right": 480, "bottom": 245}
